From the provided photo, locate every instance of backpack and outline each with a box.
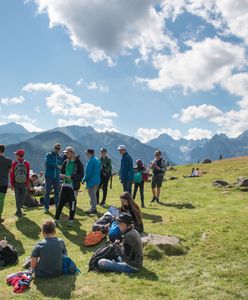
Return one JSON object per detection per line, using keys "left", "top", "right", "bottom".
{"left": 88, "top": 243, "right": 120, "bottom": 272}
{"left": 84, "top": 231, "right": 106, "bottom": 247}
{"left": 62, "top": 256, "right": 81, "bottom": 275}
{"left": 142, "top": 172, "right": 149, "bottom": 182}
{"left": 134, "top": 171, "right": 143, "bottom": 184}
{"left": 92, "top": 213, "right": 113, "bottom": 234}
{"left": 108, "top": 221, "right": 122, "bottom": 243}
{"left": 0, "top": 244, "right": 18, "bottom": 266}
{"left": 14, "top": 161, "right": 27, "bottom": 184}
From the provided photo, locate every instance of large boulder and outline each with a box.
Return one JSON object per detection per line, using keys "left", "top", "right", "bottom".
{"left": 169, "top": 176, "right": 178, "bottom": 180}
{"left": 141, "top": 234, "right": 180, "bottom": 247}
{"left": 237, "top": 177, "right": 248, "bottom": 187}
{"left": 213, "top": 180, "right": 230, "bottom": 187}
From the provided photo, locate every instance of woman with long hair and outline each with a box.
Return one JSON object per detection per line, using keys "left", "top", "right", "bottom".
{"left": 120, "top": 192, "right": 144, "bottom": 233}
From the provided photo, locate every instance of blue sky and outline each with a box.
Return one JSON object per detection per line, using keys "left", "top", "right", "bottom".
{"left": 0, "top": 0, "right": 248, "bottom": 142}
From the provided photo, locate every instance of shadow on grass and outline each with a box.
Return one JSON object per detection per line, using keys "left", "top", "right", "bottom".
{"left": 131, "top": 267, "right": 159, "bottom": 281}
{"left": 15, "top": 217, "right": 41, "bottom": 240}
{"left": 34, "top": 275, "right": 76, "bottom": 299}
{"left": 158, "top": 202, "right": 195, "bottom": 209}
{"left": 0, "top": 224, "right": 25, "bottom": 256}
{"left": 142, "top": 212, "right": 163, "bottom": 223}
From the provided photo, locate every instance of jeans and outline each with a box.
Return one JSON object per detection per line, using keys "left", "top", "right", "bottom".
{"left": 55, "top": 186, "right": 77, "bottom": 221}
{"left": 44, "top": 177, "right": 60, "bottom": 209}
{"left": 96, "top": 175, "right": 110, "bottom": 205}
{"left": 88, "top": 185, "right": 98, "bottom": 211}
{"left": 122, "top": 181, "right": 133, "bottom": 194}
{"left": 0, "top": 186, "right": 8, "bottom": 218}
{"left": 98, "top": 259, "right": 137, "bottom": 274}
{"left": 133, "top": 181, "right": 144, "bottom": 207}
{"left": 14, "top": 183, "right": 27, "bottom": 215}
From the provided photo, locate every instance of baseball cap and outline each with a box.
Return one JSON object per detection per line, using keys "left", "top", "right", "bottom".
{"left": 116, "top": 212, "right": 133, "bottom": 225}
{"left": 100, "top": 148, "right": 107, "bottom": 153}
{"left": 63, "top": 146, "right": 75, "bottom": 154}
{"left": 14, "top": 149, "right": 25, "bottom": 157}
{"left": 118, "top": 145, "right": 126, "bottom": 151}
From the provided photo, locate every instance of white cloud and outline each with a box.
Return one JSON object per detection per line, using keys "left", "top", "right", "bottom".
{"left": 138, "top": 37, "right": 246, "bottom": 92}
{"left": 58, "top": 118, "right": 89, "bottom": 127}
{"left": 0, "top": 96, "right": 25, "bottom": 105}
{"left": 17, "top": 122, "right": 44, "bottom": 132}
{"left": 23, "top": 82, "right": 118, "bottom": 131}
{"left": 3, "top": 113, "right": 44, "bottom": 132}
{"left": 136, "top": 127, "right": 182, "bottom": 143}
{"left": 184, "top": 128, "right": 213, "bottom": 140}
{"left": 31, "top": 0, "right": 176, "bottom": 65}
{"left": 174, "top": 104, "right": 223, "bottom": 123}
{"left": 76, "top": 78, "right": 109, "bottom": 93}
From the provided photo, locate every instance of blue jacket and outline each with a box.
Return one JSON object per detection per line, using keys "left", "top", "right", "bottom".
{"left": 120, "top": 152, "right": 134, "bottom": 182}
{"left": 45, "top": 150, "right": 63, "bottom": 180}
{"left": 83, "top": 156, "right": 101, "bottom": 189}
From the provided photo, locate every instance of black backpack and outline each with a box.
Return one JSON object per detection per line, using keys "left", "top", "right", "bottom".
{"left": 0, "top": 244, "right": 18, "bottom": 266}
{"left": 88, "top": 243, "right": 120, "bottom": 272}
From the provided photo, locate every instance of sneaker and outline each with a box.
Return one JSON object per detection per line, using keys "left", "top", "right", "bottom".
{"left": 44, "top": 208, "right": 49, "bottom": 214}
{"left": 100, "top": 202, "right": 107, "bottom": 208}
{"left": 141, "top": 204, "right": 145, "bottom": 208}
{"left": 68, "top": 220, "right": 74, "bottom": 227}
{"left": 156, "top": 198, "right": 160, "bottom": 203}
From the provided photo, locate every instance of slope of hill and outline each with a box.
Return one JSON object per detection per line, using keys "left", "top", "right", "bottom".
{"left": 0, "top": 122, "right": 29, "bottom": 134}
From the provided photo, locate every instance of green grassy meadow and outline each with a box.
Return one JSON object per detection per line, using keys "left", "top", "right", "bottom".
{"left": 1, "top": 157, "right": 248, "bottom": 299}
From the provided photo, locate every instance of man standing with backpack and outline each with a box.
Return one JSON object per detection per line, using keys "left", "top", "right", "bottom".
{"left": 150, "top": 150, "right": 167, "bottom": 203}
{"left": 10, "top": 149, "right": 30, "bottom": 217}
{"left": 44, "top": 144, "right": 63, "bottom": 213}
{"left": 118, "top": 145, "right": 134, "bottom": 194}
{"left": 0, "top": 144, "right": 12, "bottom": 223}
{"left": 96, "top": 148, "right": 112, "bottom": 208}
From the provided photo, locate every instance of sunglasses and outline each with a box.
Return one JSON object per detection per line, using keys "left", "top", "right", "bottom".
{"left": 55, "top": 147, "right": 61, "bottom": 150}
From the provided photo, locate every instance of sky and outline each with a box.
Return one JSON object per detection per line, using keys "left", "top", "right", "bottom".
{"left": 0, "top": 0, "right": 248, "bottom": 142}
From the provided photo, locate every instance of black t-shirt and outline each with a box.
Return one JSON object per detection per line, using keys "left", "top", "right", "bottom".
{"left": 0, "top": 155, "right": 12, "bottom": 187}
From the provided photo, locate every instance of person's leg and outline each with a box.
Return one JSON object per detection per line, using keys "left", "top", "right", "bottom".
{"left": 101, "top": 176, "right": 109, "bottom": 205}
{"left": 140, "top": 181, "right": 145, "bottom": 207}
{"left": 55, "top": 187, "right": 67, "bottom": 221}
{"left": 88, "top": 186, "right": 97, "bottom": 212}
{"left": 122, "top": 181, "right": 127, "bottom": 192}
{"left": 14, "top": 184, "right": 22, "bottom": 215}
{"left": 0, "top": 186, "right": 7, "bottom": 221}
{"left": 133, "top": 183, "right": 138, "bottom": 200}
{"left": 53, "top": 178, "right": 60, "bottom": 208}
{"left": 151, "top": 176, "right": 157, "bottom": 202}
{"left": 98, "top": 259, "right": 137, "bottom": 274}
{"left": 128, "top": 181, "right": 132, "bottom": 194}
{"left": 68, "top": 189, "right": 77, "bottom": 221}
{"left": 44, "top": 177, "right": 53, "bottom": 210}
{"left": 20, "top": 184, "right": 27, "bottom": 209}
{"left": 96, "top": 185, "right": 100, "bottom": 204}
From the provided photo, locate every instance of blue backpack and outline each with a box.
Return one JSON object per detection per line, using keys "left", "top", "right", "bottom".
{"left": 109, "top": 221, "right": 122, "bottom": 243}
{"left": 134, "top": 171, "right": 143, "bottom": 183}
{"left": 62, "top": 256, "right": 81, "bottom": 275}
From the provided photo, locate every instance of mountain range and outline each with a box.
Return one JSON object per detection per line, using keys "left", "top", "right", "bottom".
{"left": 1, "top": 122, "right": 248, "bottom": 170}
{"left": 2, "top": 123, "right": 166, "bottom": 172}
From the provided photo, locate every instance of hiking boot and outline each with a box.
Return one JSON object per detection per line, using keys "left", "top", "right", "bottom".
{"left": 100, "top": 202, "right": 106, "bottom": 208}
{"left": 68, "top": 220, "right": 74, "bottom": 227}
{"left": 150, "top": 196, "right": 156, "bottom": 203}
{"left": 141, "top": 204, "right": 145, "bottom": 208}
{"left": 156, "top": 198, "right": 160, "bottom": 203}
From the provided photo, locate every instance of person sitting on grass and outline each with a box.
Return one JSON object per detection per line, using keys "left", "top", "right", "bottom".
{"left": 23, "top": 173, "right": 40, "bottom": 207}
{"left": 120, "top": 192, "right": 144, "bottom": 234}
{"left": 30, "top": 220, "right": 67, "bottom": 278}
{"left": 98, "top": 212, "right": 143, "bottom": 274}
{"left": 183, "top": 167, "right": 200, "bottom": 178}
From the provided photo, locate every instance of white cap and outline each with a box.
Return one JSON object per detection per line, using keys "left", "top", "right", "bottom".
{"left": 118, "top": 145, "right": 126, "bottom": 151}
{"left": 63, "top": 146, "right": 75, "bottom": 154}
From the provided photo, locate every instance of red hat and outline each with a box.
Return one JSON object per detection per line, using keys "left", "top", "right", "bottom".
{"left": 14, "top": 149, "right": 25, "bottom": 157}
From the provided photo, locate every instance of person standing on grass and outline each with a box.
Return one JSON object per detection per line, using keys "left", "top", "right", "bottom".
{"left": 133, "top": 160, "right": 147, "bottom": 208}
{"left": 55, "top": 147, "right": 84, "bottom": 227}
{"left": 118, "top": 145, "right": 134, "bottom": 194}
{"left": 44, "top": 144, "right": 63, "bottom": 213}
{"left": 0, "top": 144, "right": 12, "bottom": 223}
{"left": 10, "top": 149, "right": 30, "bottom": 217}
{"left": 96, "top": 148, "right": 112, "bottom": 208}
{"left": 83, "top": 149, "right": 101, "bottom": 214}
{"left": 150, "top": 150, "right": 167, "bottom": 203}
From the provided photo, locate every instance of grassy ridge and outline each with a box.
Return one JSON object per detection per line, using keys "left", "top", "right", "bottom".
{"left": 0, "top": 157, "right": 248, "bottom": 299}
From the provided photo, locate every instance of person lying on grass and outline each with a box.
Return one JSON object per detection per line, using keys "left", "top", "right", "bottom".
{"left": 98, "top": 212, "right": 143, "bottom": 274}
{"left": 30, "top": 220, "right": 67, "bottom": 278}
{"left": 120, "top": 192, "right": 144, "bottom": 234}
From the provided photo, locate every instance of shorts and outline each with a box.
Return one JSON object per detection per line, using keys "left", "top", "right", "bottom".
{"left": 151, "top": 175, "right": 164, "bottom": 188}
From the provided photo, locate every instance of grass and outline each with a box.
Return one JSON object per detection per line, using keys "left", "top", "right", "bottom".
{"left": 1, "top": 156, "right": 248, "bottom": 299}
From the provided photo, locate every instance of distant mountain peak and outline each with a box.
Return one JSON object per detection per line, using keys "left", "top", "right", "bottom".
{"left": 0, "top": 122, "right": 29, "bottom": 134}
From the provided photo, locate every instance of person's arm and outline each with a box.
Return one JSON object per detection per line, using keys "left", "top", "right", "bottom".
{"left": 121, "top": 156, "right": 130, "bottom": 181}
{"left": 30, "top": 257, "right": 38, "bottom": 270}
{"left": 60, "top": 161, "right": 66, "bottom": 175}
{"left": 83, "top": 161, "right": 93, "bottom": 182}
{"left": 10, "top": 162, "right": 16, "bottom": 188}
{"left": 45, "top": 153, "right": 57, "bottom": 168}
{"left": 72, "top": 161, "right": 84, "bottom": 181}
{"left": 61, "top": 240, "right": 67, "bottom": 256}
{"left": 25, "top": 161, "right": 30, "bottom": 186}
{"left": 108, "top": 158, "right": 112, "bottom": 173}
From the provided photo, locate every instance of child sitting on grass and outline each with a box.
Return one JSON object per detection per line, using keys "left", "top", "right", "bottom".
{"left": 30, "top": 220, "right": 67, "bottom": 278}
